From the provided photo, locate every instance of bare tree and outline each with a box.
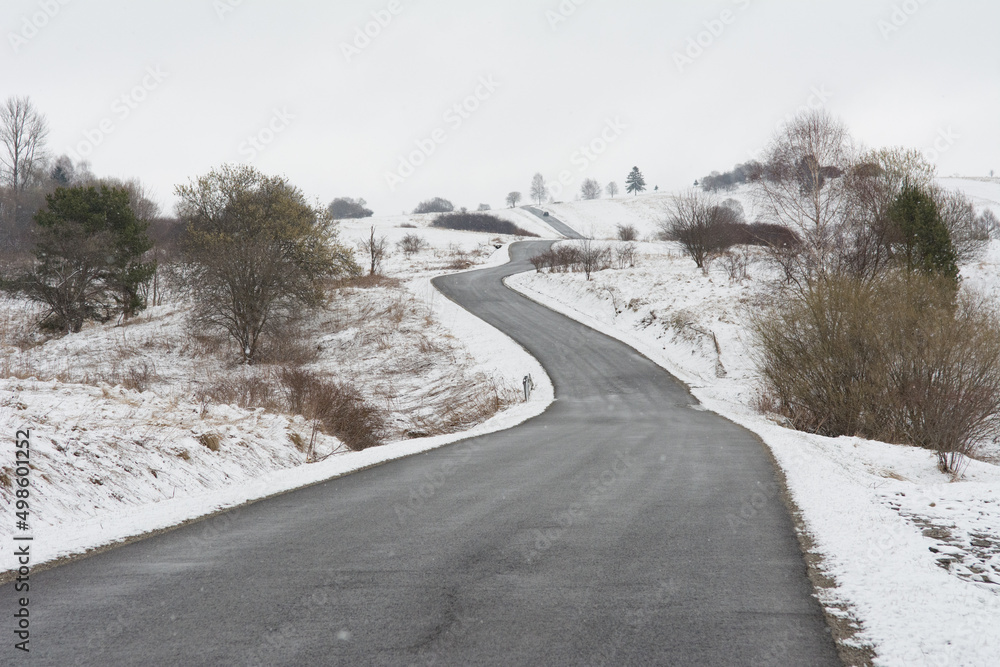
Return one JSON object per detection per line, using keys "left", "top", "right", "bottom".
{"left": 839, "top": 147, "right": 938, "bottom": 281}
{"left": 359, "top": 225, "right": 390, "bottom": 275}
{"left": 530, "top": 173, "right": 547, "bottom": 205}
{"left": 94, "top": 177, "right": 161, "bottom": 223}
{"left": 506, "top": 191, "right": 522, "bottom": 208}
{"left": 980, "top": 208, "right": 999, "bottom": 238}
{"left": 753, "top": 109, "right": 854, "bottom": 272}
{"left": 660, "top": 190, "right": 728, "bottom": 270}
{"left": 580, "top": 178, "right": 602, "bottom": 200}
{"left": 934, "top": 187, "right": 989, "bottom": 261}
{"left": 0, "top": 96, "right": 49, "bottom": 192}
{"left": 606, "top": 181, "right": 619, "bottom": 199}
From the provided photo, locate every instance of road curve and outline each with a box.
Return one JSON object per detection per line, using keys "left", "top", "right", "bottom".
{"left": 2, "top": 242, "right": 840, "bottom": 666}
{"left": 523, "top": 206, "right": 586, "bottom": 239}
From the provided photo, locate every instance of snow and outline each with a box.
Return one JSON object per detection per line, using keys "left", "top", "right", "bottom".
{"left": 0, "top": 217, "right": 557, "bottom": 575}
{"left": 506, "top": 181, "right": 1000, "bottom": 666}
{"left": 940, "top": 177, "right": 1000, "bottom": 220}
{"left": 539, "top": 189, "right": 763, "bottom": 241}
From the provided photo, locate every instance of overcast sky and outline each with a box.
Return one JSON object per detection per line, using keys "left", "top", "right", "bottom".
{"left": 4, "top": 0, "right": 998, "bottom": 216}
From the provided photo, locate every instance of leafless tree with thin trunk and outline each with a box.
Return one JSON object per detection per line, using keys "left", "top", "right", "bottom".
{"left": 580, "top": 178, "right": 602, "bottom": 200}
{"left": 359, "top": 225, "right": 390, "bottom": 275}
{"left": 530, "top": 173, "right": 547, "bottom": 205}
{"left": 0, "top": 96, "right": 49, "bottom": 192}
{"left": 606, "top": 181, "right": 619, "bottom": 199}
{"left": 752, "top": 109, "right": 854, "bottom": 274}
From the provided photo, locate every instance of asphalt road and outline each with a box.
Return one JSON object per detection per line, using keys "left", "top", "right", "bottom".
{"left": 3, "top": 240, "right": 841, "bottom": 666}
{"left": 523, "top": 206, "right": 586, "bottom": 239}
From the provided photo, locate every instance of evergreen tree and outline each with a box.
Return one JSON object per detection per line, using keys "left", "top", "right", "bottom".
{"left": 12, "top": 186, "right": 155, "bottom": 332}
{"left": 626, "top": 167, "right": 646, "bottom": 195}
{"left": 889, "top": 184, "right": 958, "bottom": 281}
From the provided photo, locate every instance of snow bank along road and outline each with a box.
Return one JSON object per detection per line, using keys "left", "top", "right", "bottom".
{"left": 1, "top": 242, "right": 840, "bottom": 666}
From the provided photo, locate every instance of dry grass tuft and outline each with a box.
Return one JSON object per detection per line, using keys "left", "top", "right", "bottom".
{"left": 198, "top": 433, "right": 222, "bottom": 452}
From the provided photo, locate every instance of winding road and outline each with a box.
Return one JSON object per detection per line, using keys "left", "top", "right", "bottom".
{"left": 3, "top": 238, "right": 840, "bottom": 665}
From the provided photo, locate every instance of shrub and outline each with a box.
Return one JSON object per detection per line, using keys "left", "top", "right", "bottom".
{"left": 397, "top": 233, "right": 429, "bottom": 257}
{"left": 579, "top": 239, "right": 612, "bottom": 280}
{"left": 753, "top": 272, "right": 1000, "bottom": 473}
{"left": 614, "top": 242, "right": 638, "bottom": 269}
{"left": 413, "top": 197, "right": 454, "bottom": 215}
{"left": 719, "top": 248, "right": 751, "bottom": 283}
{"left": 328, "top": 197, "right": 373, "bottom": 219}
{"left": 529, "top": 241, "right": 611, "bottom": 278}
{"left": 616, "top": 224, "right": 638, "bottom": 242}
{"left": 431, "top": 212, "right": 539, "bottom": 237}
{"left": 530, "top": 245, "right": 583, "bottom": 273}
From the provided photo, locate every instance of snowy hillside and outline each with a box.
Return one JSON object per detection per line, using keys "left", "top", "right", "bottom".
{"left": 537, "top": 178, "right": 1000, "bottom": 242}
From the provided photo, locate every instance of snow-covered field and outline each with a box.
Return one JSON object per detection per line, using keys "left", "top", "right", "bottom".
{"left": 0, "top": 212, "right": 561, "bottom": 575}
{"left": 508, "top": 178, "right": 1000, "bottom": 666}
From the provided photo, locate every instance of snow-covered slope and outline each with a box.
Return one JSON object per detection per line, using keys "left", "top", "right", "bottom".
{"left": 939, "top": 177, "right": 1000, "bottom": 218}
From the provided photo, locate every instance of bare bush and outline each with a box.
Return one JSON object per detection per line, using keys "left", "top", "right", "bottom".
{"left": 719, "top": 248, "right": 751, "bottom": 283}
{"left": 752, "top": 272, "right": 1000, "bottom": 473}
{"left": 397, "top": 233, "right": 429, "bottom": 257}
{"left": 614, "top": 243, "right": 638, "bottom": 269}
{"left": 616, "top": 224, "right": 638, "bottom": 242}
{"left": 579, "top": 239, "right": 611, "bottom": 280}
{"left": 446, "top": 245, "right": 475, "bottom": 270}
{"left": 530, "top": 245, "right": 584, "bottom": 273}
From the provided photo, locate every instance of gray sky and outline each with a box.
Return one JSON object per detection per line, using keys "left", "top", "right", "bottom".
{"left": 4, "top": 0, "right": 998, "bottom": 215}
